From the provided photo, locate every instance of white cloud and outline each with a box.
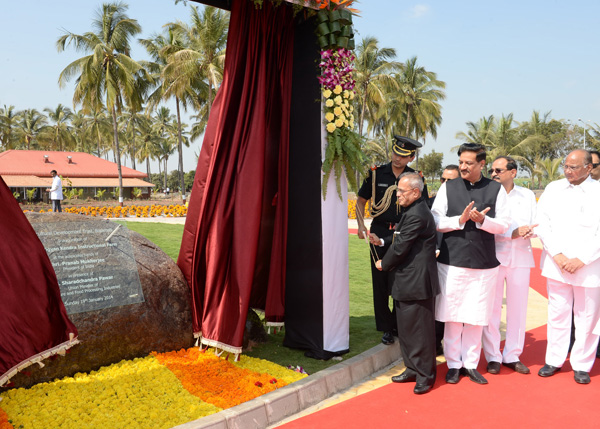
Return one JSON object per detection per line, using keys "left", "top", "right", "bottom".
{"left": 410, "top": 4, "right": 430, "bottom": 18}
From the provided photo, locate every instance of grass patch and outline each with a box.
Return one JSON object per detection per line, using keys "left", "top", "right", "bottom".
{"left": 118, "top": 221, "right": 380, "bottom": 375}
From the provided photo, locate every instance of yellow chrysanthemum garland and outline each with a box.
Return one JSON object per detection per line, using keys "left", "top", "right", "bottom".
{"left": 0, "top": 349, "right": 306, "bottom": 429}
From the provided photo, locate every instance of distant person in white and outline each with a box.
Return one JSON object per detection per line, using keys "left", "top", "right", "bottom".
{"left": 536, "top": 149, "right": 600, "bottom": 385}
{"left": 482, "top": 156, "right": 537, "bottom": 376}
{"left": 46, "top": 170, "right": 63, "bottom": 213}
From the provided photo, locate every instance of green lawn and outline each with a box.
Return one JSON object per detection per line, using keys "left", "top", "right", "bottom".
{"left": 118, "top": 221, "right": 380, "bottom": 375}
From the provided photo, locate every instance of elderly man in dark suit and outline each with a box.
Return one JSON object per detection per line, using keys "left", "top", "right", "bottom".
{"left": 372, "top": 172, "right": 440, "bottom": 394}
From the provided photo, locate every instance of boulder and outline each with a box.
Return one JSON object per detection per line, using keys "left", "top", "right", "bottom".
{"left": 6, "top": 213, "right": 194, "bottom": 389}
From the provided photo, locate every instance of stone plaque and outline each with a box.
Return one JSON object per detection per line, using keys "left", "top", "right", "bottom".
{"left": 32, "top": 221, "right": 145, "bottom": 314}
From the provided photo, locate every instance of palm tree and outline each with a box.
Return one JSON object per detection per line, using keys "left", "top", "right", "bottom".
{"left": 85, "top": 107, "right": 112, "bottom": 158}
{"left": 140, "top": 26, "right": 194, "bottom": 203}
{"left": 57, "top": 2, "right": 151, "bottom": 206}
{"left": 41, "top": 104, "right": 75, "bottom": 151}
{"left": 15, "top": 109, "right": 47, "bottom": 150}
{"left": 393, "top": 56, "right": 446, "bottom": 140}
{"left": 135, "top": 116, "right": 161, "bottom": 180}
{"left": 455, "top": 115, "right": 496, "bottom": 148}
{"left": 353, "top": 36, "right": 400, "bottom": 138}
{"left": 0, "top": 105, "right": 21, "bottom": 150}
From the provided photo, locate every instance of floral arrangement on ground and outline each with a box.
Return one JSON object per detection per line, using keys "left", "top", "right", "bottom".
{"left": 0, "top": 348, "right": 307, "bottom": 429}
{"left": 23, "top": 204, "right": 187, "bottom": 218}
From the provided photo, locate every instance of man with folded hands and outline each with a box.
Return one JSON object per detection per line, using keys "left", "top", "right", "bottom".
{"left": 535, "top": 149, "right": 600, "bottom": 384}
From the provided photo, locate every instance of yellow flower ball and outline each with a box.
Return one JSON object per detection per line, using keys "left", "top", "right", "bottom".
{"left": 333, "top": 85, "right": 343, "bottom": 95}
{"left": 343, "top": 90, "right": 349, "bottom": 98}
{"left": 335, "top": 118, "right": 344, "bottom": 127}
{"left": 349, "top": 119, "right": 354, "bottom": 128}
{"left": 322, "top": 89, "right": 332, "bottom": 98}
{"left": 325, "top": 99, "right": 334, "bottom": 107}
{"left": 349, "top": 105, "right": 354, "bottom": 112}
{"left": 325, "top": 112, "right": 335, "bottom": 122}
{"left": 326, "top": 122, "right": 337, "bottom": 133}
{"left": 334, "top": 95, "right": 342, "bottom": 105}
{"left": 338, "top": 114, "right": 346, "bottom": 122}
{"left": 333, "top": 107, "right": 342, "bottom": 116}
{"left": 349, "top": 91, "right": 355, "bottom": 100}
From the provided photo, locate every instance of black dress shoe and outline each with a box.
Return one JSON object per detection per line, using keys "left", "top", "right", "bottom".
{"left": 538, "top": 364, "right": 561, "bottom": 377}
{"left": 503, "top": 361, "right": 530, "bottom": 374}
{"left": 381, "top": 332, "right": 395, "bottom": 345}
{"left": 413, "top": 384, "right": 432, "bottom": 394}
{"left": 391, "top": 372, "right": 416, "bottom": 383}
{"left": 486, "top": 361, "right": 501, "bottom": 374}
{"left": 574, "top": 370, "right": 591, "bottom": 384}
{"left": 460, "top": 368, "right": 488, "bottom": 384}
{"left": 446, "top": 368, "right": 461, "bottom": 384}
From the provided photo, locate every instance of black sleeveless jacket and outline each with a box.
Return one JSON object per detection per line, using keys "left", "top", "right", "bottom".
{"left": 437, "top": 177, "right": 502, "bottom": 269}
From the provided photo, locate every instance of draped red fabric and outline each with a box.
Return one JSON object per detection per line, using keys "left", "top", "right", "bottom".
{"left": 177, "top": 0, "right": 294, "bottom": 351}
{"left": 0, "top": 177, "right": 78, "bottom": 386}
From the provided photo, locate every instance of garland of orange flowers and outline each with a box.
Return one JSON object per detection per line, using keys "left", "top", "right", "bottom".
{"left": 151, "top": 348, "right": 303, "bottom": 409}
{"left": 0, "top": 408, "right": 12, "bottom": 429}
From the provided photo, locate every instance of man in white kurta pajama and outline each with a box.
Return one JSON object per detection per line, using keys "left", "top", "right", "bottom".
{"left": 536, "top": 149, "right": 600, "bottom": 384}
{"left": 482, "top": 156, "right": 537, "bottom": 375}
{"left": 432, "top": 143, "right": 510, "bottom": 385}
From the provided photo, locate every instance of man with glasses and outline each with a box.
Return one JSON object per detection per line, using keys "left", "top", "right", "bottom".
{"left": 371, "top": 172, "right": 439, "bottom": 394}
{"left": 356, "top": 136, "right": 428, "bottom": 345}
{"left": 482, "top": 156, "right": 537, "bottom": 376}
{"left": 535, "top": 149, "right": 600, "bottom": 384}
{"left": 590, "top": 150, "right": 600, "bottom": 181}
{"left": 431, "top": 143, "right": 510, "bottom": 385}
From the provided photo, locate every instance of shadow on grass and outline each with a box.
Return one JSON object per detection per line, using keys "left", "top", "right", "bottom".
{"left": 245, "top": 316, "right": 381, "bottom": 375}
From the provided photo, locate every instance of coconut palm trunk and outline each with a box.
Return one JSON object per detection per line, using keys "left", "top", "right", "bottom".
{"left": 112, "top": 105, "right": 124, "bottom": 207}
{"left": 175, "top": 97, "right": 186, "bottom": 203}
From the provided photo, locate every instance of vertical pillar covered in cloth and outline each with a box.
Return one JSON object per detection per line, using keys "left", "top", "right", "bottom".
{"left": 0, "top": 177, "right": 78, "bottom": 387}
{"left": 283, "top": 15, "right": 350, "bottom": 359}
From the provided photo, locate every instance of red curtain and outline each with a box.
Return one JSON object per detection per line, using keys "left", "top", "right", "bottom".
{"left": 0, "top": 177, "right": 78, "bottom": 386}
{"left": 177, "top": 0, "right": 294, "bottom": 352}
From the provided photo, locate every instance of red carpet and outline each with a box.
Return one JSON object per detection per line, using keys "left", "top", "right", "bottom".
{"left": 282, "top": 245, "right": 600, "bottom": 428}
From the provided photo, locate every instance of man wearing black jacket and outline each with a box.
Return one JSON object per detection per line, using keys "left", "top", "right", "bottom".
{"left": 372, "top": 172, "right": 439, "bottom": 394}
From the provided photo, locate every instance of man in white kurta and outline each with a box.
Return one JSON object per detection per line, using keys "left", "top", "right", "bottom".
{"left": 535, "top": 149, "right": 600, "bottom": 384}
{"left": 45, "top": 170, "right": 63, "bottom": 213}
{"left": 482, "top": 156, "right": 537, "bottom": 375}
{"left": 432, "top": 143, "right": 510, "bottom": 385}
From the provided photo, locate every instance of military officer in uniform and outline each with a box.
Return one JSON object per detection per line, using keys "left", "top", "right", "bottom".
{"left": 356, "top": 135, "right": 428, "bottom": 345}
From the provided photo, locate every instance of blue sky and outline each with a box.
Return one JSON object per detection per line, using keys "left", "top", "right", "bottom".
{"left": 2, "top": 0, "right": 599, "bottom": 172}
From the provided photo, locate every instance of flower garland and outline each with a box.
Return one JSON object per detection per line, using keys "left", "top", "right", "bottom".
{"left": 320, "top": 47, "right": 363, "bottom": 199}
{"left": 0, "top": 349, "right": 306, "bottom": 428}
{"left": 151, "top": 348, "right": 306, "bottom": 409}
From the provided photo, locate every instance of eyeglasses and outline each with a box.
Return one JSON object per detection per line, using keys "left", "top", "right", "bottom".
{"left": 562, "top": 164, "right": 586, "bottom": 171}
{"left": 397, "top": 188, "right": 416, "bottom": 194}
{"left": 488, "top": 168, "right": 509, "bottom": 175}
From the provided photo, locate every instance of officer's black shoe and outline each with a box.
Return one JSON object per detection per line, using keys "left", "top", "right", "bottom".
{"left": 445, "top": 368, "right": 461, "bottom": 384}
{"left": 381, "top": 332, "right": 394, "bottom": 345}
{"left": 574, "top": 370, "right": 591, "bottom": 384}
{"left": 460, "top": 368, "right": 488, "bottom": 384}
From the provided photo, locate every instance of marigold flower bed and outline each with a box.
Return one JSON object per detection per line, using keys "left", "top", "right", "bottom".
{"left": 0, "top": 348, "right": 306, "bottom": 429}
{"left": 24, "top": 204, "right": 188, "bottom": 218}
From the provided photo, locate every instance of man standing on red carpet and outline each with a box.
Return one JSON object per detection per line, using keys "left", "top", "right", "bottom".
{"left": 482, "top": 156, "right": 537, "bottom": 376}
{"left": 432, "top": 143, "right": 510, "bottom": 385}
{"left": 535, "top": 149, "right": 600, "bottom": 384}
{"left": 374, "top": 172, "right": 439, "bottom": 394}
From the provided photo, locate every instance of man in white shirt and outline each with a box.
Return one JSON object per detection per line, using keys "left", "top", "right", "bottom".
{"left": 535, "top": 149, "right": 600, "bottom": 384}
{"left": 590, "top": 150, "right": 600, "bottom": 181}
{"left": 482, "top": 156, "right": 537, "bottom": 375}
{"left": 45, "top": 170, "right": 63, "bottom": 213}
{"left": 432, "top": 143, "right": 510, "bottom": 385}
